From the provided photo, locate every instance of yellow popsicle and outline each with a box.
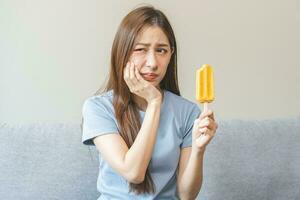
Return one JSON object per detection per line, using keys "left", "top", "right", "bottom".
{"left": 196, "top": 64, "right": 215, "bottom": 111}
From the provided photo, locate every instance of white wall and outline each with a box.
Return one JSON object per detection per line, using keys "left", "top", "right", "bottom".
{"left": 1, "top": 0, "right": 299, "bottom": 123}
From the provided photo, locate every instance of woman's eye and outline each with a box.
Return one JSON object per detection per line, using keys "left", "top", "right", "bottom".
{"left": 134, "top": 48, "right": 146, "bottom": 52}
{"left": 157, "top": 48, "right": 168, "bottom": 54}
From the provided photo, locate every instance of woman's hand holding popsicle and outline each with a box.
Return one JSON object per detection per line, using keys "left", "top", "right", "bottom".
{"left": 192, "top": 110, "right": 218, "bottom": 152}
{"left": 192, "top": 64, "right": 218, "bottom": 152}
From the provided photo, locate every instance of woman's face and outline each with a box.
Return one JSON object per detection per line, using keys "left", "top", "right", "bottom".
{"left": 129, "top": 26, "right": 173, "bottom": 87}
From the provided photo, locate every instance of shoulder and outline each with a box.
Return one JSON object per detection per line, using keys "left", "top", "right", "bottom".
{"left": 165, "top": 90, "right": 200, "bottom": 114}
{"left": 82, "top": 90, "right": 115, "bottom": 115}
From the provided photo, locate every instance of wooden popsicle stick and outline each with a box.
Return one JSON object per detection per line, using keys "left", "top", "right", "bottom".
{"left": 203, "top": 102, "right": 208, "bottom": 113}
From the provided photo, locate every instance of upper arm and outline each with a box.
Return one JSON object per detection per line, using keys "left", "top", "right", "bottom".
{"left": 177, "top": 147, "right": 191, "bottom": 185}
{"left": 93, "top": 134, "right": 134, "bottom": 180}
{"left": 82, "top": 98, "right": 141, "bottom": 183}
{"left": 177, "top": 104, "right": 199, "bottom": 181}
{"left": 181, "top": 104, "right": 201, "bottom": 148}
{"left": 82, "top": 98, "right": 119, "bottom": 145}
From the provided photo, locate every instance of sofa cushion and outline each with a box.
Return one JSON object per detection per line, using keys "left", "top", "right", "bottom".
{"left": 197, "top": 116, "right": 300, "bottom": 200}
{"left": 0, "top": 117, "right": 299, "bottom": 200}
{"left": 0, "top": 123, "right": 99, "bottom": 200}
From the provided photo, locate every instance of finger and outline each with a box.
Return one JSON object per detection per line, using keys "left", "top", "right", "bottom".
{"left": 199, "top": 110, "right": 214, "bottom": 120}
{"left": 199, "top": 112, "right": 208, "bottom": 120}
{"left": 208, "top": 110, "right": 215, "bottom": 121}
{"left": 199, "top": 127, "right": 215, "bottom": 138}
{"left": 127, "top": 62, "right": 137, "bottom": 91}
{"left": 199, "top": 122, "right": 216, "bottom": 130}
{"left": 193, "top": 126, "right": 202, "bottom": 137}
{"left": 124, "top": 62, "right": 130, "bottom": 81}
{"left": 130, "top": 62, "right": 138, "bottom": 85}
{"left": 134, "top": 65, "right": 141, "bottom": 81}
{"left": 129, "top": 62, "right": 134, "bottom": 80}
{"left": 198, "top": 119, "right": 210, "bottom": 128}
{"left": 134, "top": 65, "right": 148, "bottom": 85}
{"left": 134, "top": 63, "right": 147, "bottom": 86}
{"left": 199, "top": 118, "right": 217, "bottom": 130}
{"left": 134, "top": 65, "right": 145, "bottom": 82}
{"left": 200, "top": 123, "right": 217, "bottom": 136}
{"left": 199, "top": 127, "right": 209, "bottom": 134}
{"left": 206, "top": 129, "right": 216, "bottom": 137}
{"left": 193, "top": 119, "right": 201, "bottom": 131}
{"left": 197, "top": 118, "right": 207, "bottom": 127}
{"left": 124, "top": 62, "right": 134, "bottom": 91}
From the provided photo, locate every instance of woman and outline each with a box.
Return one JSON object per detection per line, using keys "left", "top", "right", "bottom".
{"left": 82, "top": 5, "right": 218, "bottom": 200}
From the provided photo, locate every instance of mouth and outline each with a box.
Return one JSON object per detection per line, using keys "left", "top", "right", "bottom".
{"left": 141, "top": 73, "right": 158, "bottom": 81}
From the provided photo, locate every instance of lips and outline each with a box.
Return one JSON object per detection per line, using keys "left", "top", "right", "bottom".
{"left": 141, "top": 73, "right": 158, "bottom": 81}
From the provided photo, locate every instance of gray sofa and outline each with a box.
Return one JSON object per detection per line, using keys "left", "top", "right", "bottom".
{"left": 0, "top": 117, "right": 299, "bottom": 200}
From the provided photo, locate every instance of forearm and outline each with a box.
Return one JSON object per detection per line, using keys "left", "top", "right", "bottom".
{"left": 178, "top": 149, "right": 205, "bottom": 200}
{"left": 124, "top": 100, "right": 161, "bottom": 180}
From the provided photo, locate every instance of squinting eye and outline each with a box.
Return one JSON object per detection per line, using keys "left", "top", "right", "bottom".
{"left": 134, "top": 48, "right": 146, "bottom": 52}
{"left": 157, "top": 48, "right": 168, "bottom": 54}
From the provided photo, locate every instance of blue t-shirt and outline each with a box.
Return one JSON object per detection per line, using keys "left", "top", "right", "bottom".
{"left": 82, "top": 89, "right": 201, "bottom": 200}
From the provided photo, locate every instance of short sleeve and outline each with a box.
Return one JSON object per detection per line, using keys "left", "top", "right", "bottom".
{"left": 180, "top": 104, "right": 201, "bottom": 148}
{"left": 81, "top": 98, "right": 119, "bottom": 146}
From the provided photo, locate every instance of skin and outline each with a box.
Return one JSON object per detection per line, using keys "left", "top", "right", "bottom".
{"left": 125, "top": 25, "right": 173, "bottom": 110}
{"left": 94, "top": 25, "right": 218, "bottom": 199}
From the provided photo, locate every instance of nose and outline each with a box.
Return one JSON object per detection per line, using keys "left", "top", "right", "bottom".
{"left": 145, "top": 50, "right": 158, "bottom": 71}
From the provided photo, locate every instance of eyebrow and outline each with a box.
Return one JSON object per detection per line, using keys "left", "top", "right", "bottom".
{"left": 135, "top": 43, "right": 170, "bottom": 47}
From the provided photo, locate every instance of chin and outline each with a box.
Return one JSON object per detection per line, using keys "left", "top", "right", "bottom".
{"left": 145, "top": 78, "right": 161, "bottom": 87}
{"left": 150, "top": 81, "right": 159, "bottom": 85}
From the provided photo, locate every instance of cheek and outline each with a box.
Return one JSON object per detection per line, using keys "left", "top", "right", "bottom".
{"left": 129, "top": 55, "right": 145, "bottom": 69}
{"left": 158, "top": 57, "right": 171, "bottom": 70}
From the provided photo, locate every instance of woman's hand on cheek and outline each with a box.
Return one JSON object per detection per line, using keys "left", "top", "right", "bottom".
{"left": 123, "top": 61, "right": 162, "bottom": 104}
{"left": 191, "top": 110, "right": 218, "bottom": 152}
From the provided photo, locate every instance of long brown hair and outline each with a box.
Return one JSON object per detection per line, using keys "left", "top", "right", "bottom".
{"left": 94, "top": 5, "right": 180, "bottom": 194}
